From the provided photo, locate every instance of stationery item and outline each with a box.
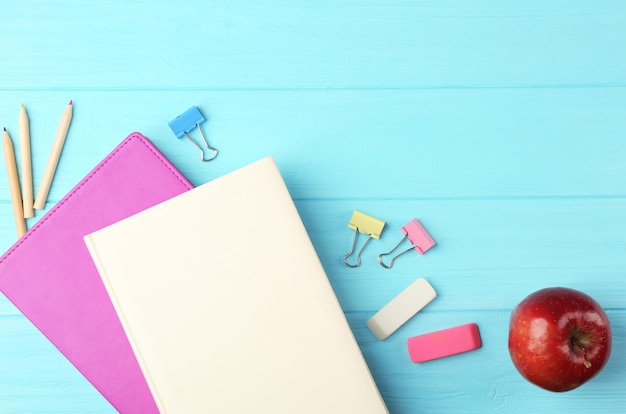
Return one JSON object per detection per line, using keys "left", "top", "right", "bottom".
{"left": 34, "top": 100, "right": 73, "bottom": 210}
{"left": 85, "top": 156, "right": 389, "bottom": 414}
{"left": 19, "top": 104, "right": 34, "bottom": 218}
{"left": 378, "top": 218, "right": 436, "bottom": 269}
{"left": 367, "top": 277, "right": 437, "bottom": 340}
{"left": 2, "top": 128, "right": 27, "bottom": 237}
{"left": 0, "top": 133, "right": 192, "bottom": 413}
{"left": 168, "top": 105, "right": 218, "bottom": 162}
{"left": 343, "top": 210, "right": 385, "bottom": 267}
{"left": 407, "top": 323, "right": 482, "bottom": 363}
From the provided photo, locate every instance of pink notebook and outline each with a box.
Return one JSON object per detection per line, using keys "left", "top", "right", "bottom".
{"left": 0, "top": 133, "right": 193, "bottom": 413}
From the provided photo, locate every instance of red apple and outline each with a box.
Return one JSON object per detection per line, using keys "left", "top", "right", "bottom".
{"left": 508, "top": 287, "right": 612, "bottom": 392}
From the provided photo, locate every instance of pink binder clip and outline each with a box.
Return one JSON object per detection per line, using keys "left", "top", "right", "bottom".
{"left": 378, "top": 219, "right": 435, "bottom": 269}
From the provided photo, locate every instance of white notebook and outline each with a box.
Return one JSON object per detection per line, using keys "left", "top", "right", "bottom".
{"left": 84, "top": 156, "right": 388, "bottom": 414}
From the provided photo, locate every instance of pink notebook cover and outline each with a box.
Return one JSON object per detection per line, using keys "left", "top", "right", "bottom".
{"left": 0, "top": 132, "right": 193, "bottom": 413}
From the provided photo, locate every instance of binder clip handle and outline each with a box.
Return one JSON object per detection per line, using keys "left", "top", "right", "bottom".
{"left": 184, "top": 125, "right": 218, "bottom": 162}
{"left": 378, "top": 219, "right": 436, "bottom": 269}
{"left": 378, "top": 233, "right": 414, "bottom": 269}
{"left": 343, "top": 228, "right": 374, "bottom": 268}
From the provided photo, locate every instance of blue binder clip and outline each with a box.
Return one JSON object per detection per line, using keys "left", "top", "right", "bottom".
{"left": 168, "top": 106, "right": 218, "bottom": 162}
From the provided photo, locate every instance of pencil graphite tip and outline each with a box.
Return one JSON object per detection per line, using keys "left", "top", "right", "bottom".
{"left": 69, "top": 100, "right": 73, "bottom": 106}
{"left": 3, "top": 127, "right": 6, "bottom": 132}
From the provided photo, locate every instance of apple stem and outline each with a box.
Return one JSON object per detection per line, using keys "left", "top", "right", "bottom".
{"left": 571, "top": 338, "right": 592, "bottom": 368}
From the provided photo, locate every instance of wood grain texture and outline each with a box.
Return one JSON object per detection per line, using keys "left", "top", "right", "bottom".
{"left": 1, "top": 1, "right": 625, "bottom": 413}
{"left": 2, "top": 1, "right": 626, "bottom": 89}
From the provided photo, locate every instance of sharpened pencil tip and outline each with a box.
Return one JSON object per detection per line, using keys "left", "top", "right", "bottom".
{"left": 69, "top": 100, "right": 73, "bottom": 105}
{"left": 3, "top": 127, "right": 6, "bottom": 131}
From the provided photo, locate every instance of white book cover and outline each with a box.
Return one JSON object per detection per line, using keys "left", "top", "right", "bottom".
{"left": 84, "top": 156, "right": 388, "bottom": 414}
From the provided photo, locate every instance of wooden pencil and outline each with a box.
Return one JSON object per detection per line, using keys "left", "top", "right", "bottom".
{"left": 34, "top": 100, "right": 73, "bottom": 210}
{"left": 2, "top": 128, "right": 27, "bottom": 237}
{"left": 19, "top": 103, "right": 34, "bottom": 218}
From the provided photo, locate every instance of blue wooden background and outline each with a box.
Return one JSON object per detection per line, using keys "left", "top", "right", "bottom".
{"left": 1, "top": 1, "right": 625, "bottom": 413}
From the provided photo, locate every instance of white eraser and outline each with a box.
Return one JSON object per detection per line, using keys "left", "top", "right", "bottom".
{"left": 367, "top": 277, "right": 437, "bottom": 340}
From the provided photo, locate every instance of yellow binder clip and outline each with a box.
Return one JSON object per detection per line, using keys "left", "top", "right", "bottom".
{"left": 342, "top": 210, "right": 385, "bottom": 268}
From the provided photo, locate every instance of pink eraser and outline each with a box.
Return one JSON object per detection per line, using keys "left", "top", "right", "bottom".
{"left": 403, "top": 219, "right": 435, "bottom": 255}
{"left": 407, "top": 323, "right": 482, "bottom": 363}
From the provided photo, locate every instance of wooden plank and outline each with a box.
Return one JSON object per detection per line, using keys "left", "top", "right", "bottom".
{"left": 3, "top": 196, "right": 624, "bottom": 314}
{"left": 300, "top": 197, "right": 626, "bottom": 312}
{"left": 0, "top": 87, "right": 625, "bottom": 211}
{"left": 1, "top": 1, "right": 625, "bottom": 89}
